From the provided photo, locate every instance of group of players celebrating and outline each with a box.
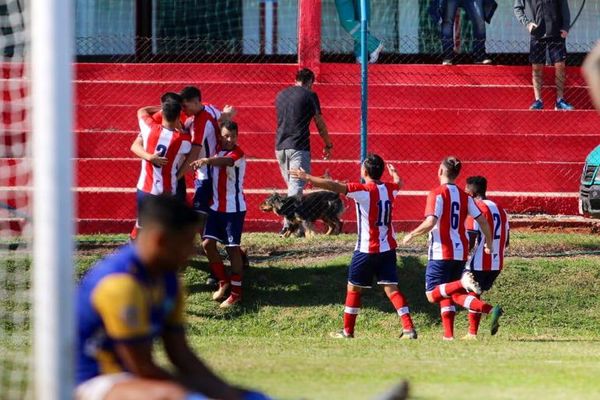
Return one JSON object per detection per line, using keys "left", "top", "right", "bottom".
{"left": 130, "top": 88, "right": 247, "bottom": 309}
{"left": 291, "top": 154, "right": 508, "bottom": 341}
{"left": 74, "top": 85, "right": 510, "bottom": 399}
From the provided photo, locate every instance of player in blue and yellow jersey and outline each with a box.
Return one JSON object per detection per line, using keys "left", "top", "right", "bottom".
{"left": 75, "top": 195, "right": 270, "bottom": 400}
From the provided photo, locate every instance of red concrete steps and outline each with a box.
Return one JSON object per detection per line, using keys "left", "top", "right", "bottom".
{"left": 75, "top": 105, "right": 600, "bottom": 135}
{"left": 75, "top": 190, "right": 578, "bottom": 223}
{"left": 72, "top": 158, "right": 582, "bottom": 192}
{"left": 77, "top": 130, "right": 599, "bottom": 163}
{"left": 75, "top": 63, "right": 589, "bottom": 87}
{"left": 75, "top": 81, "right": 593, "bottom": 110}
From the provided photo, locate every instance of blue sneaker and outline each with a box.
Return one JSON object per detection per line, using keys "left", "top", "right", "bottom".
{"left": 555, "top": 98, "right": 574, "bottom": 110}
{"left": 529, "top": 99, "right": 543, "bottom": 110}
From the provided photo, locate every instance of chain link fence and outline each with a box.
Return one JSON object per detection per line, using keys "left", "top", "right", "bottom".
{"left": 72, "top": 0, "right": 600, "bottom": 235}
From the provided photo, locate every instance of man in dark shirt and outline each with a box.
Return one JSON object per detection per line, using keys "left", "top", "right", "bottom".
{"left": 274, "top": 68, "right": 333, "bottom": 236}
{"left": 514, "top": 0, "right": 574, "bottom": 110}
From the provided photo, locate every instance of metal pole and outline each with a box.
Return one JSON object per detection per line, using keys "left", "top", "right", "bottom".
{"left": 360, "top": 0, "right": 368, "bottom": 164}
{"left": 32, "top": 0, "right": 74, "bottom": 398}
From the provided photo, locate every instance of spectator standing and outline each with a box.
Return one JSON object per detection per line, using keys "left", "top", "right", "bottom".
{"left": 440, "top": 0, "right": 492, "bottom": 65}
{"left": 514, "top": 0, "right": 574, "bottom": 110}
{"left": 334, "top": 0, "right": 384, "bottom": 63}
{"left": 275, "top": 68, "right": 333, "bottom": 237}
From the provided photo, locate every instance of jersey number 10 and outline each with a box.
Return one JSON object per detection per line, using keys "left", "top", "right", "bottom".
{"left": 376, "top": 200, "right": 392, "bottom": 226}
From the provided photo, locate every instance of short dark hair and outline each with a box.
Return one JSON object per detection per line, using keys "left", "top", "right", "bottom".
{"left": 180, "top": 86, "right": 201, "bottom": 101}
{"left": 139, "top": 194, "right": 200, "bottom": 233}
{"left": 442, "top": 156, "right": 462, "bottom": 180}
{"left": 161, "top": 92, "right": 182, "bottom": 104}
{"left": 466, "top": 175, "right": 487, "bottom": 197}
{"left": 161, "top": 99, "right": 182, "bottom": 123}
{"left": 296, "top": 68, "right": 315, "bottom": 85}
{"left": 220, "top": 119, "right": 238, "bottom": 135}
{"left": 363, "top": 153, "right": 385, "bottom": 180}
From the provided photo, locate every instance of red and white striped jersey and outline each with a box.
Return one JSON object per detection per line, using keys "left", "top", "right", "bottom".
{"left": 135, "top": 116, "right": 192, "bottom": 195}
{"left": 210, "top": 145, "right": 246, "bottom": 213}
{"left": 466, "top": 199, "right": 509, "bottom": 271}
{"left": 425, "top": 184, "right": 481, "bottom": 261}
{"left": 346, "top": 181, "right": 400, "bottom": 254}
{"left": 185, "top": 104, "right": 221, "bottom": 181}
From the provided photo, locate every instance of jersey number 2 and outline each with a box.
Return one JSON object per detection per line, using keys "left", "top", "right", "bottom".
{"left": 376, "top": 200, "right": 392, "bottom": 226}
{"left": 492, "top": 213, "right": 501, "bottom": 239}
{"left": 156, "top": 144, "right": 167, "bottom": 157}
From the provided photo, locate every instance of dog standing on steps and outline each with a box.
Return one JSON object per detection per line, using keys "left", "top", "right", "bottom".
{"left": 260, "top": 191, "right": 344, "bottom": 238}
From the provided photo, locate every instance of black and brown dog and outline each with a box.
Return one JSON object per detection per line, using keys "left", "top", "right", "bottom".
{"left": 259, "top": 191, "right": 344, "bottom": 237}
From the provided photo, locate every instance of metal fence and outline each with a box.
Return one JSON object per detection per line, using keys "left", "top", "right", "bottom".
{"left": 70, "top": 0, "right": 600, "bottom": 234}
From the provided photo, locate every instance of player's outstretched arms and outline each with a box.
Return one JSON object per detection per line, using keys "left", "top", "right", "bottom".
{"left": 386, "top": 164, "right": 403, "bottom": 188}
{"left": 163, "top": 331, "right": 243, "bottom": 400}
{"left": 403, "top": 216, "right": 437, "bottom": 245}
{"left": 289, "top": 168, "right": 347, "bottom": 194}
{"left": 130, "top": 136, "right": 168, "bottom": 167}
{"left": 475, "top": 214, "right": 494, "bottom": 254}
{"left": 191, "top": 156, "right": 234, "bottom": 170}
{"left": 177, "top": 145, "right": 202, "bottom": 179}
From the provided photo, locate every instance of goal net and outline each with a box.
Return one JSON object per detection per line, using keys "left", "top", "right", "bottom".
{"left": 0, "top": 0, "right": 31, "bottom": 398}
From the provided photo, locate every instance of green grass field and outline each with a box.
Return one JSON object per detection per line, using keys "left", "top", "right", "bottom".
{"left": 69, "top": 232, "right": 600, "bottom": 400}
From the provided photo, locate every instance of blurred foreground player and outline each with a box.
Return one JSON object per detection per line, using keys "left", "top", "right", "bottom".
{"left": 75, "top": 195, "right": 271, "bottom": 400}
{"left": 583, "top": 41, "right": 600, "bottom": 111}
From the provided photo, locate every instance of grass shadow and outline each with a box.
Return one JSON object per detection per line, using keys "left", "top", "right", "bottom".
{"left": 185, "top": 252, "right": 440, "bottom": 324}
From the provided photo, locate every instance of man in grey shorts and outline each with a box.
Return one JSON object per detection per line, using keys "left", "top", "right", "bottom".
{"left": 275, "top": 68, "right": 333, "bottom": 236}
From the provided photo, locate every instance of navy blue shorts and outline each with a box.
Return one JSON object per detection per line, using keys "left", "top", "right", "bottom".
{"left": 530, "top": 36, "right": 567, "bottom": 65}
{"left": 425, "top": 260, "right": 466, "bottom": 292}
{"left": 203, "top": 210, "right": 245, "bottom": 246}
{"left": 348, "top": 250, "right": 399, "bottom": 288}
{"left": 136, "top": 190, "right": 156, "bottom": 221}
{"left": 192, "top": 179, "right": 212, "bottom": 213}
{"left": 175, "top": 178, "right": 187, "bottom": 204}
{"left": 470, "top": 270, "right": 501, "bottom": 292}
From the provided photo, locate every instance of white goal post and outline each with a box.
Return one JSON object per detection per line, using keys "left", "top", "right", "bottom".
{"left": 31, "top": 0, "right": 74, "bottom": 398}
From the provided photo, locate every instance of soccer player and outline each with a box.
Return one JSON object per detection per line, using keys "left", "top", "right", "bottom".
{"left": 289, "top": 154, "right": 417, "bottom": 339}
{"left": 402, "top": 156, "right": 502, "bottom": 340}
{"left": 191, "top": 120, "right": 247, "bottom": 308}
{"left": 75, "top": 195, "right": 270, "bottom": 400}
{"left": 463, "top": 176, "right": 509, "bottom": 339}
{"left": 151, "top": 86, "right": 235, "bottom": 206}
{"left": 129, "top": 93, "right": 192, "bottom": 240}
{"left": 583, "top": 41, "right": 600, "bottom": 111}
{"left": 176, "top": 86, "right": 236, "bottom": 211}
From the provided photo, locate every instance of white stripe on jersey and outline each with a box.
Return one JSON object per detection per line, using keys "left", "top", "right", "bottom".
{"left": 469, "top": 199, "right": 509, "bottom": 271}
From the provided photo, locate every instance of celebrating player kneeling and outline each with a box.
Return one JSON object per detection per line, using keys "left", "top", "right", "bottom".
{"left": 191, "top": 120, "right": 247, "bottom": 308}
{"left": 290, "top": 154, "right": 417, "bottom": 339}
{"left": 463, "top": 176, "right": 509, "bottom": 339}
{"left": 403, "top": 156, "right": 503, "bottom": 340}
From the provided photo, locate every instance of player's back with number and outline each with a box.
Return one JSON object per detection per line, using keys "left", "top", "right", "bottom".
{"left": 426, "top": 184, "right": 481, "bottom": 261}
{"left": 136, "top": 113, "right": 191, "bottom": 195}
{"left": 467, "top": 199, "right": 509, "bottom": 271}
{"left": 347, "top": 181, "right": 399, "bottom": 253}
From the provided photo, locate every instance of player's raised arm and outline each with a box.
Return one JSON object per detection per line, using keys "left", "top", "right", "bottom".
{"left": 387, "top": 163, "right": 403, "bottom": 188}
{"left": 289, "top": 168, "right": 347, "bottom": 194}
{"left": 583, "top": 41, "right": 600, "bottom": 110}
{"left": 137, "top": 105, "right": 161, "bottom": 119}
